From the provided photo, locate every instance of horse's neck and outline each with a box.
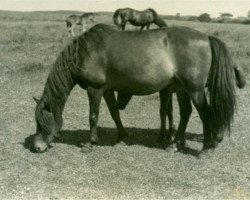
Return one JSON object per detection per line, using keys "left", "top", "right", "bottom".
{"left": 43, "top": 67, "right": 75, "bottom": 118}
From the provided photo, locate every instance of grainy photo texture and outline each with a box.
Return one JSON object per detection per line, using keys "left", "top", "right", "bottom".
{"left": 0, "top": 0, "right": 249, "bottom": 199}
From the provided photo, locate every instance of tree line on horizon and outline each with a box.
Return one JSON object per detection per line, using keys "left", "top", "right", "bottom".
{"left": 168, "top": 11, "right": 250, "bottom": 24}
{"left": 0, "top": 9, "right": 250, "bottom": 25}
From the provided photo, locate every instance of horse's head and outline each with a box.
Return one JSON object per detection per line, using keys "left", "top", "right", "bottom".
{"left": 32, "top": 97, "right": 60, "bottom": 153}
{"left": 89, "top": 13, "right": 96, "bottom": 22}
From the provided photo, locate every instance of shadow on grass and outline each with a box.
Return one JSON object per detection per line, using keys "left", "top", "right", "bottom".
{"left": 23, "top": 127, "right": 202, "bottom": 156}
{"left": 52, "top": 127, "right": 202, "bottom": 156}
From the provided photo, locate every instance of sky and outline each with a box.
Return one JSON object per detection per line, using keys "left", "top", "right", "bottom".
{"left": 0, "top": 0, "right": 249, "bottom": 18}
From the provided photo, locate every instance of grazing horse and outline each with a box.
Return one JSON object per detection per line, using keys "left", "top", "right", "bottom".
{"left": 66, "top": 12, "right": 95, "bottom": 37}
{"left": 31, "top": 24, "right": 245, "bottom": 155}
{"left": 113, "top": 8, "right": 167, "bottom": 30}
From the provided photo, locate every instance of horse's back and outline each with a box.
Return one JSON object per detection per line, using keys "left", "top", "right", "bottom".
{"left": 80, "top": 25, "right": 211, "bottom": 93}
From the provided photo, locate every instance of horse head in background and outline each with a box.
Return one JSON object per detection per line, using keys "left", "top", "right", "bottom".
{"left": 66, "top": 12, "right": 95, "bottom": 37}
{"left": 113, "top": 8, "right": 167, "bottom": 30}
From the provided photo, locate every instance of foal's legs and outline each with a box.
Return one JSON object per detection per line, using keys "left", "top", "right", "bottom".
{"left": 68, "top": 26, "right": 72, "bottom": 37}
{"left": 70, "top": 25, "right": 75, "bottom": 37}
{"left": 174, "top": 91, "right": 192, "bottom": 147}
{"left": 103, "top": 91, "right": 128, "bottom": 142}
{"left": 82, "top": 23, "right": 87, "bottom": 33}
{"left": 86, "top": 87, "right": 103, "bottom": 144}
{"left": 189, "top": 90, "right": 216, "bottom": 151}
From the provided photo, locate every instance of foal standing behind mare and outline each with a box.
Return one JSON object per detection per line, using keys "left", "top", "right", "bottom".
{"left": 31, "top": 24, "right": 244, "bottom": 156}
{"left": 66, "top": 12, "right": 95, "bottom": 37}
{"left": 113, "top": 8, "right": 167, "bottom": 30}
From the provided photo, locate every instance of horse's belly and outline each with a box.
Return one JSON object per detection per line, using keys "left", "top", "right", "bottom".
{"left": 108, "top": 60, "right": 175, "bottom": 95}
{"left": 117, "top": 77, "right": 172, "bottom": 95}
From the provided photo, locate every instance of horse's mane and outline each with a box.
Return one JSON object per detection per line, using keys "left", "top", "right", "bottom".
{"left": 77, "top": 24, "right": 117, "bottom": 56}
{"left": 35, "top": 24, "right": 117, "bottom": 132}
{"left": 35, "top": 38, "right": 79, "bottom": 131}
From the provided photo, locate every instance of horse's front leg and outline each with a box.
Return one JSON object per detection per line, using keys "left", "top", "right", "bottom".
{"left": 103, "top": 91, "right": 128, "bottom": 142}
{"left": 81, "top": 87, "right": 103, "bottom": 153}
{"left": 121, "top": 22, "right": 127, "bottom": 30}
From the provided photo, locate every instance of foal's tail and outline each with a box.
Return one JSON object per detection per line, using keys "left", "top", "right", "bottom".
{"left": 208, "top": 35, "right": 241, "bottom": 135}
{"left": 113, "top": 9, "right": 121, "bottom": 28}
{"left": 148, "top": 8, "right": 167, "bottom": 27}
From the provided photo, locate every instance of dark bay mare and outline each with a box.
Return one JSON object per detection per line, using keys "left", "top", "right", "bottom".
{"left": 31, "top": 24, "right": 245, "bottom": 155}
{"left": 66, "top": 12, "right": 95, "bottom": 37}
{"left": 113, "top": 8, "right": 167, "bottom": 30}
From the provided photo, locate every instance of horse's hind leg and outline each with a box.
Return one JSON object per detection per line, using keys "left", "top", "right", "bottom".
{"left": 189, "top": 90, "right": 216, "bottom": 152}
{"left": 167, "top": 93, "right": 175, "bottom": 135}
{"left": 146, "top": 23, "right": 151, "bottom": 30}
{"left": 117, "top": 92, "right": 132, "bottom": 110}
{"left": 174, "top": 91, "right": 192, "bottom": 147}
{"left": 140, "top": 25, "right": 145, "bottom": 30}
{"left": 103, "top": 91, "right": 128, "bottom": 142}
{"left": 157, "top": 88, "right": 172, "bottom": 143}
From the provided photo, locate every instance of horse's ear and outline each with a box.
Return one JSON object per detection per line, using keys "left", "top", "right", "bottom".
{"left": 33, "top": 97, "right": 39, "bottom": 104}
{"left": 43, "top": 101, "right": 51, "bottom": 112}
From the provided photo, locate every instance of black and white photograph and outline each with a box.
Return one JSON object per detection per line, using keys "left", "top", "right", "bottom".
{"left": 0, "top": 0, "right": 249, "bottom": 199}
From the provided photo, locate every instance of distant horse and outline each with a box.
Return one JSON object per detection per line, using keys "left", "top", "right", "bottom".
{"left": 113, "top": 8, "right": 167, "bottom": 30}
{"left": 66, "top": 12, "right": 95, "bottom": 37}
{"left": 31, "top": 24, "right": 245, "bottom": 155}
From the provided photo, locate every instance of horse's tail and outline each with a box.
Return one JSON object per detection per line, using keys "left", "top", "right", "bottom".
{"left": 208, "top": 35, "right": 237, "bottom": 135}
{"left": 148, "top": 8, "right": 167, "bottom": 27}
{"left": 113, "top": 9, "right": 121, "bottom": 28}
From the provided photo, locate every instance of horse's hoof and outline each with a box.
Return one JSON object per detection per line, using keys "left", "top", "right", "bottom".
{"left": 117, "top": 132, "right": 129, "bottom": 143}
{"left": 90, "top": 136, "right": 99, "bottom": 145}
{"left": 197, "top": 148, "right": 214, "bottom": 159}
{"left": 116, "top": 141, "right": 126, "bottom": 146}
{"left": 80, "top": 142, "right": 93, "bottom": 153}
{"left": 165, "top": 143, "right": 177, "bottom": 153}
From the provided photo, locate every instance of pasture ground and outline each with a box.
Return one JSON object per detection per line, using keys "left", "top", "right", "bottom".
{"left": 0, "top": 11, "right": 250, "bottom": 199}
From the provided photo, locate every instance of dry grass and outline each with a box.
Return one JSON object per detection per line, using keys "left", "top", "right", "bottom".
{"left": 0, "top": 11, "right": 250, "bottom": 199}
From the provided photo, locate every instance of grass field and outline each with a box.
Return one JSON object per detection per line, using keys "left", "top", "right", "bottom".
{"left": 0, "top": 11, "right": 250, "bottom": 199}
